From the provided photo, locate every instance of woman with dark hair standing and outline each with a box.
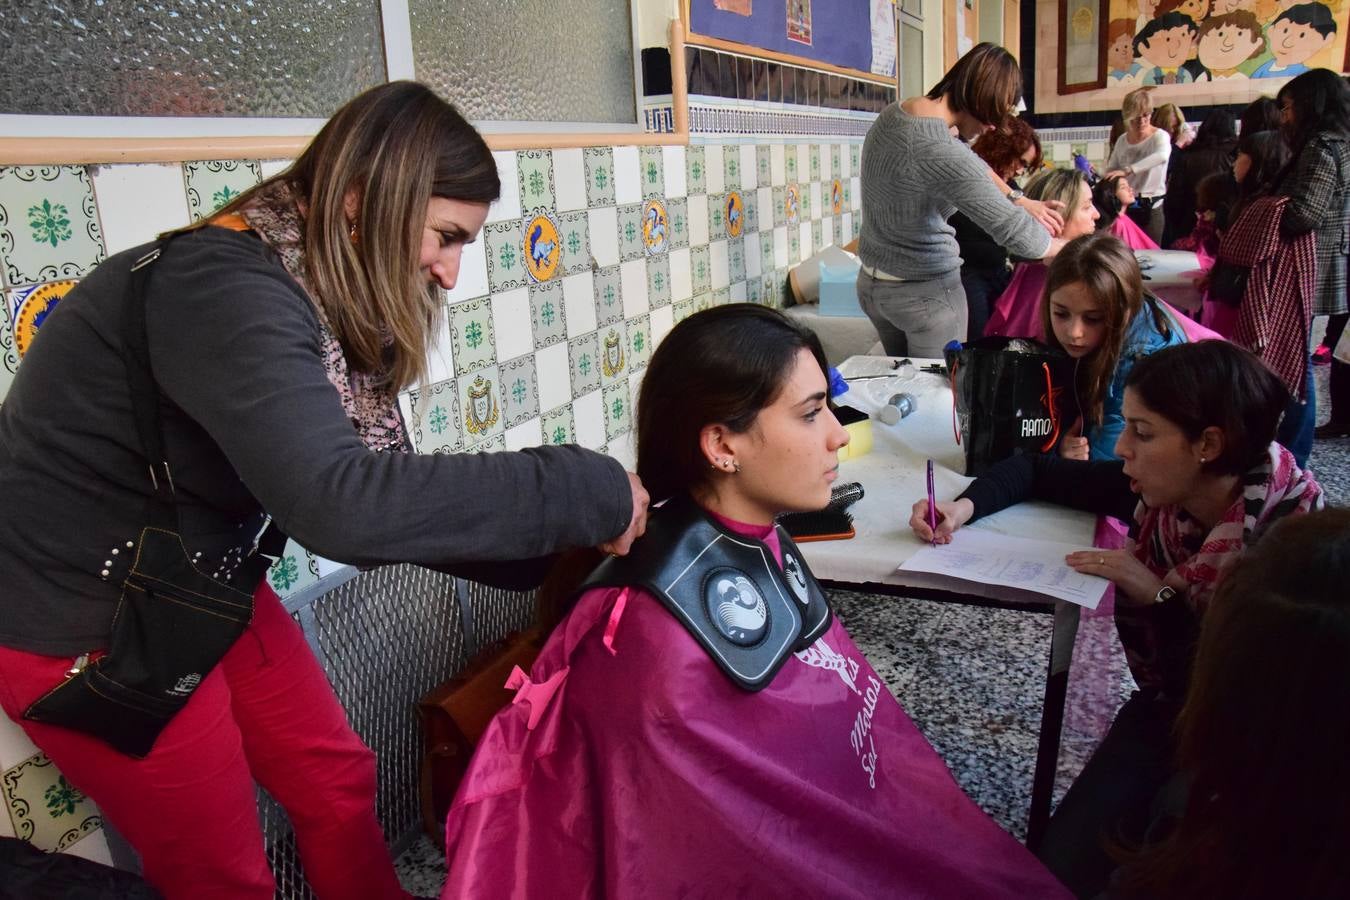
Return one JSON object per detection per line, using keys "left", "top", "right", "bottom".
{"left": 1273, "top": 69, "right": 1350, "bottom": 459}
{"left": 952, "top": 117, "right": 1045, "bottom": 338}
{"left": 442, "top": 305, "right": 1071, "bottom": 899}
{"left": 858, "top": 42, "right": 1066, "bottom": 357}
{"left": 1237, "top": 95, "right": 1281, "bottom": 137}
{"left": 1162, "top": 109, "right": 1236, "bottom": 247}
{"left": 0, "top": 82, "right": 647, "bottom": 900}
{"left": 911, "top": 341, "right": 1323, "bottom": 899}
{"left": 1113, "top": 508, "right": 1350, "bottom": 900}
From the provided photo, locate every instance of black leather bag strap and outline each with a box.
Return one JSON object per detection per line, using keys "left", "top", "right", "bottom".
{"left": 120, "top": 242, "right": 177, "bottom": 528}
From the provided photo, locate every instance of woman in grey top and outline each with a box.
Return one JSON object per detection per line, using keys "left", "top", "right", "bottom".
{"left": 0, "top": 82, "right": 648, "bottom": 899}
{"left": 858, "top": 43, "right": 1066, "bottom": 357}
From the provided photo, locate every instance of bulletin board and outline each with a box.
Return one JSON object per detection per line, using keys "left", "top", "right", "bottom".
{"left": 687, "top": 0, "right": 896, "bottom": 78}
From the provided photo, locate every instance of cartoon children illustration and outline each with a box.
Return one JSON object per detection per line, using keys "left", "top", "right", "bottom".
{"left": 1252, "top": 2, "right": 1338, "bottom": 78}
{"left": 1109, "top": 18, "right": 1145, "bottom": 82}
{"left": 1133, "top": 12, "right": 1200, "bottom": 84}
{"left": 1196, "top": 11, "right": 1266, "bottom": 79}
{"left": 1158, "top": 0, "right": 1210, "bottom": 20}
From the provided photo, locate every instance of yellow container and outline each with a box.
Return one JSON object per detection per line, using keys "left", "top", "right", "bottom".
{"left": 838, "top": 417, "right": 872, "bottom": 461}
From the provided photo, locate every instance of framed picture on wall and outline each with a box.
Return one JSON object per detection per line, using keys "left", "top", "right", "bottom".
{"left": 1057, "top": 0, "right": 1107, "bottom": 94}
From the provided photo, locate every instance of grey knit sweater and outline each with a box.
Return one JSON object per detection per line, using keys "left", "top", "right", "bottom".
{"left": 859, "top": 104, "right": 1051, "bottom": 280}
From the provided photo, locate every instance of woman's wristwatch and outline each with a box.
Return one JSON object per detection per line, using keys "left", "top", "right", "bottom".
{"left": 1155, "top": 585, "right": 1177, "bottom": 604}
{"left": 1007, "top": 189, "right": 1024, "bottom": 202}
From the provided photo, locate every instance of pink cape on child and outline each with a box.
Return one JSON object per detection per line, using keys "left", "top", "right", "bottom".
{"left": 442, "top": 518, "right": 1069, "bottom": 900}
{"left": 1108, "top": 214, "right": 1160, "bottom": 251}
{"left": 983, "top": 262, "right": 1047, "bottom": 340}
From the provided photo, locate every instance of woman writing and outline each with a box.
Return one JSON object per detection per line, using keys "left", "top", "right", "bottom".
{"left": 0, "top": 82, "right": 647, "bottom": 900}
{"left": 1105, "top": 88, "right": 1171, "bottom": 244}
{"left": 911, "top": 340, "right": 1324, "bottom": 898}
{"left": 858, "top": 42, "right": 1066, "bottom": 358}
{"left": 442, "top": 305, "right": 1070, "bottom": 899}
{"left": 984, "top": 168, "right": 1101, "bottom": 339}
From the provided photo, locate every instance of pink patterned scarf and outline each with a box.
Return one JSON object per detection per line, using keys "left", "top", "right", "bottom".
{"left": 236, "top": 181, "right": 409, "bottom": 453}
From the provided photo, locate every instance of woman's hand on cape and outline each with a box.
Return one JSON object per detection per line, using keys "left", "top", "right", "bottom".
{"left": 599, "top": 471, "right": 650, "bottom": 556}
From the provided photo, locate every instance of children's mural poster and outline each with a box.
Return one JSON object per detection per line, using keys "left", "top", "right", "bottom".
{"left": 1060, "top": 0, "right": 1349, "bottom": 94}
{"left": 787, "top": 0, "right": 813, "bottom": 45}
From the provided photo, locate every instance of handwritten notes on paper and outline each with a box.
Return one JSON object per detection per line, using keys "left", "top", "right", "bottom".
{"left": 898, "top": 529, "right": 1109, "bottom": 610}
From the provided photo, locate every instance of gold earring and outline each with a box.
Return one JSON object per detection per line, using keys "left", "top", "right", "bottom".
{"left": 348, "top": 221, "right": 359, "bottom": 245}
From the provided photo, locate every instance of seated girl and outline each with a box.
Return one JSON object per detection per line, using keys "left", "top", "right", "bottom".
{"left": 910, "top": 340, "right": 1324, "bottom": 899}
{"left": 442, "top": 305, "right": 1069, "bottom": 899}
{"left": 1091, "top": 175, "right": 1159, "bottom": 251}
{"left": 1168, "top": 172, "right": 1233, "bottom": 262}
{"left": 1113, "top": 508, "right": 1350, "bottom": 900}
{"left": 1041, "top": 232, "right": 1214, "bottom": 462}
{"left": 985, "top": 168, "right": 1099, "bottom": 338}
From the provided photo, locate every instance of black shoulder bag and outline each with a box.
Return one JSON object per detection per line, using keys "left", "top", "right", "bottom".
{"left": 24, "top": 241, "right": 285, "bottom": 758}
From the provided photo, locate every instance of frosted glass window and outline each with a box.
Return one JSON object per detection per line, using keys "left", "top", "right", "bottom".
{"left": 409, "top": 0, "right": 637, "bottom": 124}
{"left": 900, "top": 22, "right": 924, "bottom": 99}
{"left": 0, "top": 1, "right": 386, "bottom": 117}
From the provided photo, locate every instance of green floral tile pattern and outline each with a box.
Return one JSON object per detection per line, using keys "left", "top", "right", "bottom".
{"left": 616, "top": 203, "right": 645, "bottom": 263}
{"left": 771, "top": 186, "right": 787, "bottom": 228}
{"left": 723, "top": 149, "right": 739, "bottom": 191}
{"left": 810, "top": 146, "right": 821, "bottom": 182}
{"left": 593, "top": 265, "right": 623, "bottom": 327}
{"left": 627, "top": 314, "right": 651, "bottom": 371}
{"left": 500, "top": 353, "right": 539, "bottom": 428}
{"left": 645, "top": 256, "right": 671, "bottom": 309}
{"left": 484, "top": 219, "right": 527, "bottom": 293}
{"left": 583, "top": 147, "right": 615, "bottom": 208}
{"left": 850, "top": 144, "right": 861, "bottom": 174}
{"left": 667, "top": 197, "right": 689, "bottom": 249}
{"left": 639, "top": 147, "right": 664, "bottom": 199}
{"left": 756, "top": 146, "right": 772, "bottom": 189}
{"left": 0, "top": 166, "right": 105, "bottom": 288}
{"left": 529, "top": 281, "right": 567, "bottom": 349}
{"left": 602, "top": 381, "right": 631, "bottom": 441}
{"left": 407, "top": 377, "right": 464, "bottom": 453}
{"left": 541, "top": 403, "right": 575, "bottom": 446}
{"left": 706, "top": 192, "right": 727, "bottom": 242}
{"left": 448, "top": 296, "right": 495, "bottom": 375}
{"left": 690, "top": 245, "right": 711, "bottom": 296}
{"left": 558, "top": 211, "right": 590, "bottom": 276}
{"left": 673, "top": 297, "right": 697, "bottom": 323}
{"left": 568, "top": 332, "right": 601, "bottom": 396}
{"left": 182, "top": 159, "right": 262, "bottom": 222}
{"left": 729, "top": 240, "right": 746, "bottom": 283}
{"left": 685, "top": 146, "right": 706, "bottom": 195}
{"left": 517, "top": 150, "right": 555, "bottom": 211}
{"left": 2, "top": 752, "right": 101, "bottom": 852}
{"left": 267, "top": 540, "right": 320, "bottom": 597}
{"left": 786, "top": 145, "right": 799, "bottom": 181}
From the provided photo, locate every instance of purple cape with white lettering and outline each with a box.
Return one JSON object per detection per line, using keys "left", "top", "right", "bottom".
{"left": 443, "top": 518, "right": 1069, "bottom": 899}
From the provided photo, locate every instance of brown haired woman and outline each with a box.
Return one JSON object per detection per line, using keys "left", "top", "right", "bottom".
{"left": 0, "top": 82, "right": 647, "bottom": 900}
{"left": 1113, "top": 508, "right": 1350, "bottom": 899}
{"left": 858, "top": 42, "right": 1067, "bottom": 357}
{"left": 911, "top": 340, "right": 1324, "bottom": 898}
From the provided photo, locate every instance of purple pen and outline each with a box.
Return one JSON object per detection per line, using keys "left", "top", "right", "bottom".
{"left": 926, "top": 459, "right": 938, "bottom": 546}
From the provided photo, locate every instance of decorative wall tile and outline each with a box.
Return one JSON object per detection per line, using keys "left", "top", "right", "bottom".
{"left": 730, "top": 280, "right": 747, "bottom": 302}
{"left": 552, "top": 148, "right": 587, "bottom": 212}
{"left": 740, "top": 144, "right": 758, "bottom": 191}
{"left": 661, "top": 145, "right": 687, "bottom": 199}
{"left": 467, "top": 434, "right": 507, "bottom": 453}
{"left": 646, "top": 256, "right": 671, "bottom": 308}
{"left": 809, "top": 145, "right": 821, "bottom": 181}
{"left": 789, "top": 225, "right": 801, "bottom": 262}
{"left": 668, "top": 247, "right": 692, "bottom": 302}
{"left": 771, "top": 186, "right": 787, "bottom": 228}
{"left": 619, "top": 259, "right": 647, "bottom": 319}
{"left": 850, "top": 144, "right": 861, "bottom": 175}
{"left": 685, "top": 146, "right": 707, "bottom": 195}
{"left": 650, "top": 304, "right": 674, "bottom": 346}
{"left": 425, "top": 307, "right": 456, "bottom": 385}
{"left": 811, "top": 181, "right": 824, "bottom": 220}
{"left": 759, "top": 232, "right": 773, "bottom": 270}
{"left": 830, "top": 145, "right": 842, "bottom": 182}
{"left": 667, "top": 197, "right": 689, "bottom": 249}
{"left": 597, "top": 321, "right": 628, "bottom": 387}
{"left": 612, "top": 146, "right": 642, "bottom": 205}
{"left": 504, "top": 418, "right": 543, "bottom": 452}
{"left": 558, "top": 211, "right": 590, "bottom": 276}
{"left": 460, "top": 366, "right": 505, "bottom": 445}
{"left": 627, "top": 314, "right": 651, "bottom": 371}
{"left": 756, "top": 145, "right": 772, "bottom": 189}
{"left": 723, "top": 148, "right": 741, "bottom": 193}
{"left": 744, "top": 234, "right": 762, "bottom": 279}
{"left": 603, "top": 381, "right": 631, "bottom": 441}
{"left": 445, "top": 233, "right": 489, "bottom": 304}
{"left": 562, "top": 271, "right": 597, "bottom": 338}
{"left": 583, "top": 148, "right": 616, "bottom": 208}
{"left": 799, "top": 221, "right": 813, "bottom": 261}
{"left": 7, "top": 280, "right": 74, "bottom": 362}
{"left": 770, "top": 144, "right": 786, "bottom": 186}
{"left": 541, "top": 403, "right": 575, "bottom": 446}
{"left": 742, "top": 190, "right": 758, "bottom": 233}
{"left": 407, "top": 377, "right": 463, "bottom": 453}
{"left": 686, "top": 194, "right": 709, "bottom": 247}
{"left": 484, "top": 219, "right": 526, "bottom": 293}
{"left": 448, "top": 296, "right": 496, "bottom": 376}
{"left": 587, "top": 206, "right": 619, "bottom": 268}
{"left": 499, "top": 353, "right": 539, "bottom": 428}
{"left": 773, "top": 226, "right": 789, "bottom": 269}
{"left": 839, "top": 142, "right": 852, "bottom": 178}
{"left": 593, "top": 265, "right": 623, "bottom": 326}
{"left": 268, "top": 540, "right": 319, "bottom": 598}
{"left": 713, "top": 287, "right": 731, "bottom": 306}
{"left": 616, "top": 203, "right": 645, "bottom": 262}
{"left": 528, "top": 281, "right": 567, "bottom": 348}
{"left": 0, "top": 298, "right": 17, "bottom": 405}
{"left": 673, "top": 297, "right": 697, "bottom": 322}
{"left": 703, "top": 144, "right": 725, "bottom": 194}
{"left": 639, "top": 147, "right": 664, "bottom": 198}
{"left": 786, "top": 143, "right": 800, "bottom": 182}
{"left": 757, "top": 186, "right": 773, "bottom": 229}
{"left": 568, "top": 332, "right": 601, "bottom": 396}
{"left": 728, "top": 238, "right": 746, "bottom": 283}
{"left": 812, "top": 219, "right": 824, "bottom": 253}
{"left": 850, "top": 176, "right": 861, "bottom": 211}
{"left": 490, "top": 287, "right": 533, "bottom": 361}
{"left": 183, "top": 159, "right": 262, "bottom": 222}
{"left": 573, "top": 389, "right": 606, "bottom": 450}
{"left": 709, "top": 239, "right": 729, "bottom": 290}
{"left": 488, "top": 151, "right": 522, "bottom": 224}
{"left": 793, "top": 182, "right": 807, "bottom": 221}
{"left": 641, "top": 198, "right": 669, "bottom": 257}
{"left": 90, "top": 163, "right": 190, "bottom": 255}
{"left": 521, "top": 209, "right": 564, "bottom": 284}
{"left": 0, "top": 166, "right": 105, "bottom": 288}
{"left": 706, "top": 192, "right": 726, "bottom": 242}
{"left": 690, "top": 245, "right": 711, "bottom": 296}
{"left": 2, "top": 752, "right": 100, "bottom": 852}
{"left": 746, "top": 276, "right": 763, "bottom": 304}
{"left": 516, "top": 150, "right": 555, "bottom": 211}
{"left": 535, "top": 342, "right": 571, "bottom": 412}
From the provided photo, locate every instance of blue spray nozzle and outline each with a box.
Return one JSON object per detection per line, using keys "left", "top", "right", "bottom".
{"left": 827, "top": 366, "right": 849, "bottom": 399}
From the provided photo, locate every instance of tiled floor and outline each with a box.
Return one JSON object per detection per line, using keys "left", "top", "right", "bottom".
{"left": 396, "top": 363, "right": 1348, "bottom": 896}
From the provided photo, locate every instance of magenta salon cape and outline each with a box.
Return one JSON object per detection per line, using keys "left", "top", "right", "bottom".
{"left": 442, "top": 518, "right": 1069, "bottom": 899}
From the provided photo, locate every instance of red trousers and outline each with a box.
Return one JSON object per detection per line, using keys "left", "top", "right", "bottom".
{"left": 0, "top": 583, "right": 409, "bottom": 900}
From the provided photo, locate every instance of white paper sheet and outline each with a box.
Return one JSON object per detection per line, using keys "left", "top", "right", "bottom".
{"left": 870, "top": 0, "right": 897, "bottom": 77}
{"left": 897, "top": 529, "right": 1109, "bottom": 610}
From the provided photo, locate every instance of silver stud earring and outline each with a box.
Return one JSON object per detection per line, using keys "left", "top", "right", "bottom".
{"left": 731, "top": 460, "right": 741, "bottom": 473}
{"left": 1199, "top": 456, "right": 1206, "bottom": 464}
